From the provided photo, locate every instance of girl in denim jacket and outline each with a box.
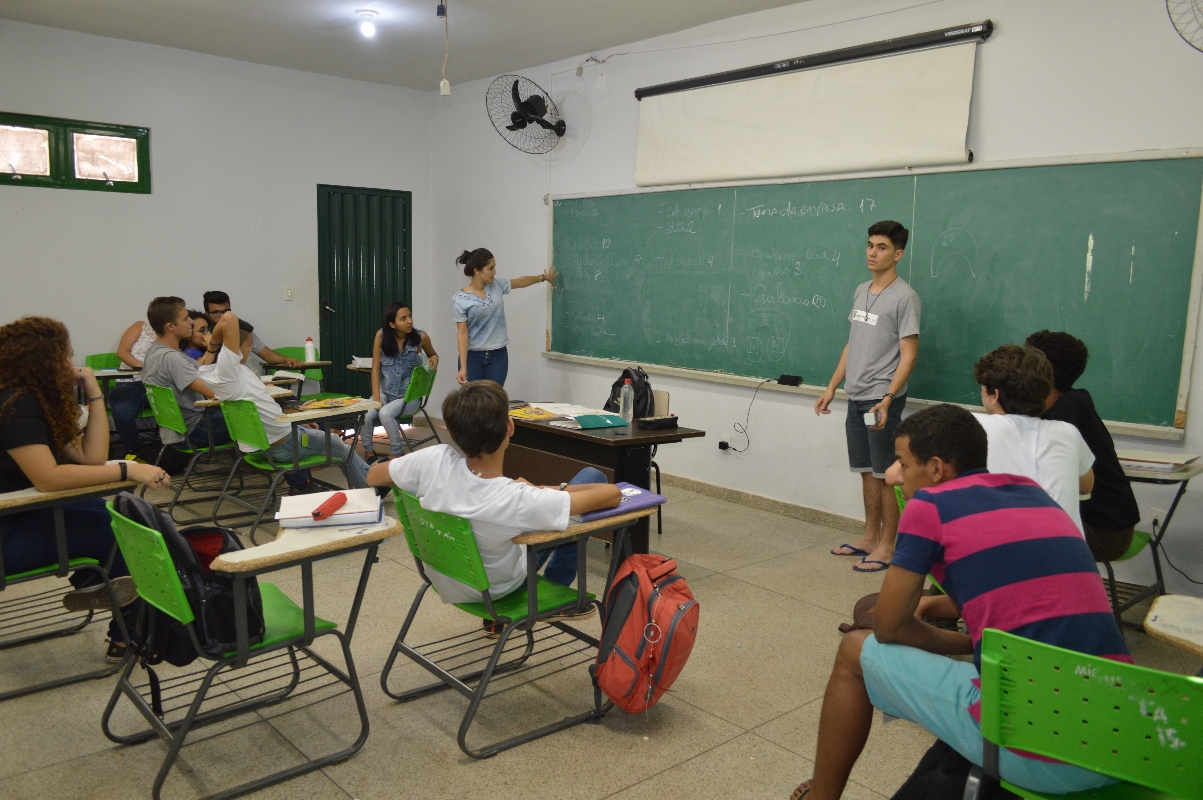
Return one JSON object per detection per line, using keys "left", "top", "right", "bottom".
{"left": 360, "top": 302, "right": 439, "bottom": 461}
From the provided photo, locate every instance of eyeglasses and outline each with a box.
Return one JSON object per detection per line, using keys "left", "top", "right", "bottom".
{"left": 209, "top": 308, "right": 230, "bottom": 317}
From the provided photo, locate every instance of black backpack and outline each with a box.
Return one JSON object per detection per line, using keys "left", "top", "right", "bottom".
{"left": 113, "top": 492, "right": 265, "bottom": 666}
{"left": 603, "top": 366, "right": 654, "bottom": 419}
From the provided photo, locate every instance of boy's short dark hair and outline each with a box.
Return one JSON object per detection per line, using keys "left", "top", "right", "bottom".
{"left": 202, "top": 290, "right": 230, "bottom": 311}
{"left": 442, "top": 381, "right": 509, "bottom": 458}
{"left": 237, "top": 319, "right": 255, "bottom": 345}
{"left": 895, "top": 404, "right": 987, "bottom": 475}
{"left": 1025, "top": 330, "right": 1088, "bottom": 393}
{"left": 147, "top": 296, "right": 186, "bottom": 336}
{"left": 973, "top": 344, "right": 1054, "bottom": 417}
{"left": 868, "top": 220, "right": 909, "bottom": 250}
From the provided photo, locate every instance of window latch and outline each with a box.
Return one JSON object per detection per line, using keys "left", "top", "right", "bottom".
{"left": 102, "top": 171, "right": 114, "bottom": 186}
{"left": 8, "top": 164, "right": 20, "bottom": 180}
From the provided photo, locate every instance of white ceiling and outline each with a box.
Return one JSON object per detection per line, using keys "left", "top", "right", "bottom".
{"left": 0, "top": 0, "right": 807, "bottom": 91}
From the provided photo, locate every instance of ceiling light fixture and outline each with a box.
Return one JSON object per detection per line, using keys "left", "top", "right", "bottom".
{"left": 356, "top": 9, "right": 378, "bottom": 38}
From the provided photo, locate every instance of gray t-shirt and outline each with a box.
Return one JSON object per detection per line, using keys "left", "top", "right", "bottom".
{"left": 245, "top": 330, "right": 268, "bottom": 374}
{"left": 844, "top": 277, "right": 921, "bottom": 401}
{"left": 141, "top": 342, "right": 203, "bottom": 444}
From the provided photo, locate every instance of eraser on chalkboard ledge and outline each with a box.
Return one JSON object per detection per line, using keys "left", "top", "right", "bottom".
{"left": 777, "top": 374, "right": 803, "bottom": 387}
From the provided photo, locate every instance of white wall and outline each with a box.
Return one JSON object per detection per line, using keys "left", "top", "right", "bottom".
{"left": 427, "top": 0, "right": 1203, "bottom": 596}
{"left": 0, "top": 19, "right": 431, "bottom": 356}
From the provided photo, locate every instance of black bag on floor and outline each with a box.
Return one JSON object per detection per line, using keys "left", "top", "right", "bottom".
{"left": 891, "top": 739, "right": 1020, "bottom": 800}
{"left": 603, "top": 366, "right": 654, "bottom": 419}
{"left": 113, "top": 492, "right": 265, "bottom": 664}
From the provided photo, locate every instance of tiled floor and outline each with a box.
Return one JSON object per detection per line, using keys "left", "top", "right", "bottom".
{"left": 1, "top": 469, "right": 1198, "bottom": 800}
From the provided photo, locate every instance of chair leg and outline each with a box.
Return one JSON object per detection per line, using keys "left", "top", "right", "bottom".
{"left": 962, "top": 765, "right": 985, "bottom": 800}
{"left": 1103, "top": 560, "right": 1123, "bottom": 629}
{"left": 248, "top": 472, "right": 287, "bottom": 546}
{"left": 421, "top": 408, "right": 443, "bottom": 445}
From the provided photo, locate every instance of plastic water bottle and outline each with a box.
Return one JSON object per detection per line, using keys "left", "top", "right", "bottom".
{"left": 619, "top": 378, "right": 634, "bottom": 424}
{"left": 304, "top": 337, "right": 316, "bottom": 363}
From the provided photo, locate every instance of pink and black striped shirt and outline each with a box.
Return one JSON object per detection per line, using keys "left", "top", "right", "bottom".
{"left": 893, "top": 469, "right": 1131, "bottom": 670}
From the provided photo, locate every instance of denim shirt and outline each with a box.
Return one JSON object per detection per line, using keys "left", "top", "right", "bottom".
{"left": 380, "top": 330, "right": 424, "bottom": 403}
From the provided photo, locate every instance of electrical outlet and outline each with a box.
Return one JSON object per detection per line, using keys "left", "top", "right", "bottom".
{"left": 440, "top": 79, "right": 451, "bottom": 96}
{"left": 285, "top": 287, "right": 294, "bottom": 301}
{"left": 1149, "top": 507, "right": 1166, "bottom": 532}
{"left": 719, "top": 435, "right": 731, "bottom": 452}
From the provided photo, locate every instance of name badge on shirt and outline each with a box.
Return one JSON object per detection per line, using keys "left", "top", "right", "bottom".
{"left": 851, "top": 310, "right": 879, "bottom": 326}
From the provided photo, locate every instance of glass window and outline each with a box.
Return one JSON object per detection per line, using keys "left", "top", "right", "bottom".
{"left": 72, "top": 132, "right": 139, "bottom": 183}
{"left": 0, "top": 125, "right": 51, "bottom": 177}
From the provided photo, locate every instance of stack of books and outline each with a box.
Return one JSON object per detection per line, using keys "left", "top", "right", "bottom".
{"left": 1116, "top": 450, "right": 1200, "bottom": 473}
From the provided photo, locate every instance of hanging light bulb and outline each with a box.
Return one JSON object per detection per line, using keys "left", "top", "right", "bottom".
{"left": 356, "top": 10, "right": 378, "bottom": 37}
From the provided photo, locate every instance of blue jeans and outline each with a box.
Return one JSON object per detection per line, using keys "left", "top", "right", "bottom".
{"left": 265, "top": 428, "right": 370, "bottom": 489}
{"left": 109, "top": 381, "right": 148, "bottom": 454}
{"left": 360, "top": 397, "right": 422, "bottom": 457}
{"left": 463, "top": 347, "right": 508, "bottom": 386}
{"left": 0, "top": 498, "right": 134, "bottom": 642}
{"left": 533, "top": 467, "right": 607, "bottom": 587}
{"left": 187, "top": 409, "right": 232, "bottom": 450}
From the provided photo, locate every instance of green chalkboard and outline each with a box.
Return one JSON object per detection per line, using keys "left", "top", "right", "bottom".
{"left": 551, "top": 158, "right": 1203, "bottom": 429}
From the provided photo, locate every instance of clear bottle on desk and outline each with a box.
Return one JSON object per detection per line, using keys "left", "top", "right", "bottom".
{"left": 619, "top": 378, "right": 634, "bottom": 424}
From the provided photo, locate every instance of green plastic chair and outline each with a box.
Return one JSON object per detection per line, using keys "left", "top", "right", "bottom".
{"left": 211, "top": 399, "right": 352, "bottom": 544}
{"left": 85, "top": 352, "right": 154, "bottom": 438}
{"left": 102, "top": 501, "right": 366, "bottom": 800}
{"left": 0, "top": 540, "right": 131, "bottom": 701}
{"left": 966, "top": 627, "right": 1203, "bottom": 800}
{"left": 1099, "top": 529, "right": 1161, "bottom": 629}
{"left": 379, "top": 489, "right": 606, "bottom": 758}
{"left": 142, "top": 384, "right": 239, "bottom": 520}
{"left": 392, "top": 365, "right": 442, "bottom": 453}
{"left": 273, "top": 346, "right": 349, "bottom": 403}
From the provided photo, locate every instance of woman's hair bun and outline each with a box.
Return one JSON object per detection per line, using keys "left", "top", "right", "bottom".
{"left": 455, "top": 249, "right": 472, "bottom": 265}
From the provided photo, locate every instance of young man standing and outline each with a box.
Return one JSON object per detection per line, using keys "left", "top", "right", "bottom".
{"left": 202, "top": 291, "right": 302, "bottom": 370}
{"left": 815, "top": 221, "right": 920, "bottom": 572}
{"left": 792, "top": 404, "right": 1129, "bottom": 800}
{"left": 141, "top": 296, "right": 231, "bottom": 449}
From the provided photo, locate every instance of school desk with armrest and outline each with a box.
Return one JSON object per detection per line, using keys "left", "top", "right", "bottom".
{"left": 379, "top": 487, "right": 656, "bottom": 758}
{"left": 270, "top": 346, "right": 343, "bottom": 402}
{"left": 103, "top": 499, "right": 397, "bottom": 800}
{"left": 0, "top": 481, "right": 134, "bottom": 701}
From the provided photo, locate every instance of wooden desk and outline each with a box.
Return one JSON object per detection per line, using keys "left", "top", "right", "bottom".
{"left": 276, "top": 400, "right": 380, "bottom": 471}
{"left": 506, "top": 418, "right": 703, "bottom": 554}
{"left": 196, "top": 385, "right": 296, "bottom": 408}
{"left": 1118, "top": 463, "right": 1203, "bottom": 620}
{"left": 1143, "top": 594, "right": 1203, "bottom": 665}
{"left": 0, "top": 481, "right": 136, "bottom": 588}
{"left": 211, "top": 519, "right": 401, "bottom": 667}
{"left": 261, "top": 361, "right": 331, "bottom": 374}
{"left": 346, "top": 365, "right": 372, "bottom": 374}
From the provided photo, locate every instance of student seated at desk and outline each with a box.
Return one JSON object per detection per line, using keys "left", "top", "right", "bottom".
{"left": 793, "top": 404, "right": 1129, "bottom": 800}
{"left": 141, "top": 297, "right": 232, "bottom": 452}
{"left": 0, "top": 317, "right": 171, "bottom": 660}
{"left": 181, "top": 310, "right": 216, "bottom": 365}
{"left": 205, "top": 310, "right": 370, "bottom": 491}
{"left": 1027, "top": 330, "right": 1140, "bottom": 562}
{"left": 972, "top": 344, "right": 1094, "bottom": 533}
{"left": 367, "top": 381, "right": 620, "bottom": 634}
{"left": 358, "top": 301, "right": 440, "bottom": 463}
{"left": 203, "top": 291, "right": 301, "bottom": 370}
{"left": 108, "top": 317, "right": 158, "bottom": 460}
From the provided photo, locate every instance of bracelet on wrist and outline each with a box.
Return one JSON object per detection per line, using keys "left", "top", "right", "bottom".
{"left": 88, "top": 396, "right": 104, "bottom": 404}
{"left": 119, "top": 461, "right": 127, "bottom": 481}
{"left": 883, "top": 392, "right": 896, "bottom": 401}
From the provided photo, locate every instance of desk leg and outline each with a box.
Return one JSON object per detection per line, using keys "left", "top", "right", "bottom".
{"left": 614, "top": 446, "right": 652, "bottom": 554}
{"left": 343, "top": 546, "right": 378, "bottom": 643}
{"left": 291, "top": 423, "right": 301, "bottom": 471}
{"left": 54, "top": 505, "right": 70, "bottom": 578}
{"left": 1150, "top": 479, "right": 1189, "bottom": 595}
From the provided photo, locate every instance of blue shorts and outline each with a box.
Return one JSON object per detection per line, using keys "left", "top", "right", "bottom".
{"left": 859, "top": 634, "right": 1114, "bottom": 795}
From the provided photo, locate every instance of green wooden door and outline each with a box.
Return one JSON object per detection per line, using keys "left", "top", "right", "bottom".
{"left": 317, "top": 185, "right": 412, "bottom": 396}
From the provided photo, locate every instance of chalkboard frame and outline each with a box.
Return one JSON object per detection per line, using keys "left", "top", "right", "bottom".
{"left": 545, "top": 147, "right": 1203, "bottom": 441}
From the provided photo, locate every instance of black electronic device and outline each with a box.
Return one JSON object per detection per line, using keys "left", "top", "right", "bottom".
{"left": 637, "top": 415, "right": 679, "bottom": 430}
{"left": 777, "top": 374, "right": 803, "bottom": 387}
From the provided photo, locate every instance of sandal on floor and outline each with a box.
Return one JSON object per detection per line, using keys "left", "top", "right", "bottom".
{"left": 852, "top": 559, "right": 890, "bottom": 573}
{"left": 831, "top": 544, "right": 869, "bottom": 557}
{"left": 791, "top": 780, "right": 812, "bottom": 800}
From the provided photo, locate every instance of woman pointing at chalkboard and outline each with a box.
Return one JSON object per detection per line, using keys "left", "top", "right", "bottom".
{"left": 452, "top": 248, "right": 558, "bottom": 386}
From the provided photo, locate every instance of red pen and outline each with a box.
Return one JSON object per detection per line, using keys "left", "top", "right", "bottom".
{"left": 311, "top": 492, "right": 348, "bottom": 521}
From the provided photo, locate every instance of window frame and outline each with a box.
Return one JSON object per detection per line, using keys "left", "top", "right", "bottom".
{"left": 0, "top": 111, "right": 151, "bottom": 194}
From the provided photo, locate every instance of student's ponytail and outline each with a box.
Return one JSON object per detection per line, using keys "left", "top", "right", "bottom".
{"left": 456, "top": 248, "right": 494, "bottom": 277}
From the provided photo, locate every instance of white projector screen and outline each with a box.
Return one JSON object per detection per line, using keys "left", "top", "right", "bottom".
{"left": 635, "top": 43, "right": 978, "bottom": 186}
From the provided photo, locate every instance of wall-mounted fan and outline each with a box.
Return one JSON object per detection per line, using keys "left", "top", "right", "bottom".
{"left": 1168, "top": 0, "right": 1203, "bottom": 53}
{"left": 485, "top": 74, "right": 567, "bottom": 154}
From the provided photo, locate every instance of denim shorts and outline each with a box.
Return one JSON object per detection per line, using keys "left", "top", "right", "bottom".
{"left": 845, "top": 394, "right": 906, "bottom": 478}
{"left": 860, "top": 634, "right": 1114, "bottom": 795}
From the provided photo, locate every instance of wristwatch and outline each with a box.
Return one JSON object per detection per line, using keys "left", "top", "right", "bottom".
{"left": 119, "top": 461, "right": 127, "bottom": 481}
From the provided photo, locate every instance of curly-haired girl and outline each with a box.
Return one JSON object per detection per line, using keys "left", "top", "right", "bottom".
{"left": 0, "top": 316, "right": 170, "bottom": 661}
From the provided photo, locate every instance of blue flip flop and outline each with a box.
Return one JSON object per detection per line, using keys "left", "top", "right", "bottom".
{"left": 853, "top": 559, "right": 890, "bottom": 573}
{"left": 831, "top": 544, "right": 870, "bottom": 557}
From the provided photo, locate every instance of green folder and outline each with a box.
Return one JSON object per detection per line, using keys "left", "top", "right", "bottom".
{"left": 574, "top": 414, "right": 629, "bottom": 429}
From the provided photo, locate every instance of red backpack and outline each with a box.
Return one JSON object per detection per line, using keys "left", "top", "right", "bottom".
{"left": 592, "top": 554, "right": 699, "bottom": 713}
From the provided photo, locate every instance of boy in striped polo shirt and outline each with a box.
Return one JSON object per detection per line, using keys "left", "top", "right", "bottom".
{"left": 794, "top": 404, "right": 1129, "bottom": 800}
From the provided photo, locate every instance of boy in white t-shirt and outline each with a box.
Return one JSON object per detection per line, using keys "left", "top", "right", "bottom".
{"left": 972, "top": 344, "right": 1094, "bottom": 532}
{"left": 206, "top": 310, "right": 369, "bottom": 490}
{"left": 367, "top": 381, "right": 621, "bottom": 622}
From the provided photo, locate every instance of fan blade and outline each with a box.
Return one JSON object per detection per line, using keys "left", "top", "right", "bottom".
{"left": 511, "top": 80, "right": 522, "bottom": 111}
{"left": 531, "top": 117, "right": 558, "bottom": 131}
{"left": 505, "top": 111, "right": 528, "bottom": 131}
